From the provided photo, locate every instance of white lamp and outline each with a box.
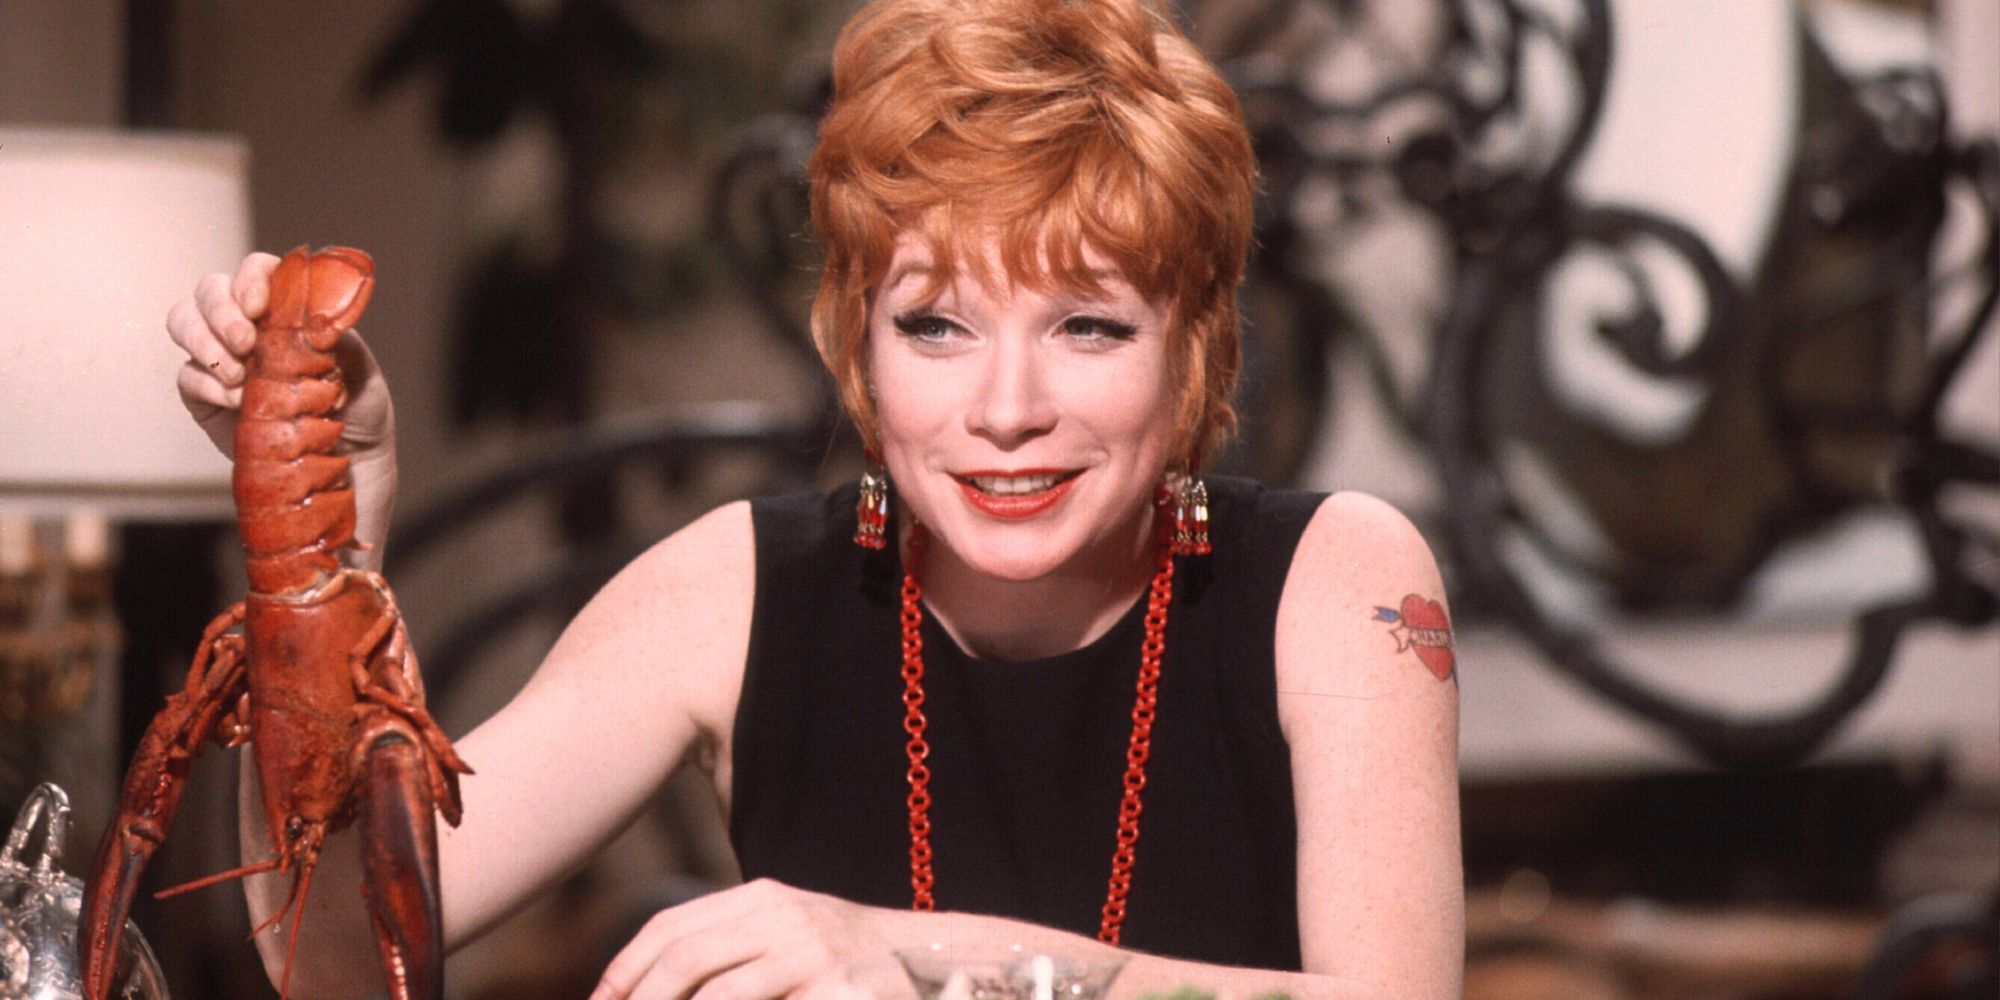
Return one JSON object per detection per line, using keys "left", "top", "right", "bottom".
{"left": 0, "top": 128, "right": 249, "bottom": 743}
{"left": 0, "top": 126, "right": 249, "bottom": 520}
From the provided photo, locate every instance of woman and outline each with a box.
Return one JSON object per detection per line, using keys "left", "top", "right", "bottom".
{"left": 169, "top": 0, "right": 1462, "bottom": 996}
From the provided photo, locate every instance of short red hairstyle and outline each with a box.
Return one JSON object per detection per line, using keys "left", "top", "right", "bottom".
{"left": 808, "top": 0, "right": 1257, "bottom": 464}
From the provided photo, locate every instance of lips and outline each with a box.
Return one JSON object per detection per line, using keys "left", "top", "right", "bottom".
{"left": 952, "top": 468, "right": 1081, "bottom": 520}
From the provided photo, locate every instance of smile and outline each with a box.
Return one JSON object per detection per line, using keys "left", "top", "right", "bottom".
{"left": 951, "top": 469, "right": 1082, "bottom": 519}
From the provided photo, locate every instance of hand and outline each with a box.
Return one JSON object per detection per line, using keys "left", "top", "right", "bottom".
{"left": 168, "top": 251, "right": 396, "bottom": 463}
{"left": 590, "top": 879, "right": 910, "bottom": 1000}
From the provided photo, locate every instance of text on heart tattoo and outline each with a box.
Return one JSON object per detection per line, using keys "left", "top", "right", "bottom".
{"left": 1371, "top": 594, "right": 1456, "bottom": 681}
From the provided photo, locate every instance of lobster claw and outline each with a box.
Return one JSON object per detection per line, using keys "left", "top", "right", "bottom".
{"left": 79, "top": 810, "right": 170, "bottom": 999}
{"left": 81, "top": 613, "right": 247, "bottom": 1000}
{"left": 355, "top": 713, "right": 446, "bottom": 1000}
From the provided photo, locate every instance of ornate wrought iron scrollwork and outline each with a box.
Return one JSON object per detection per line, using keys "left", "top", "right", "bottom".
{"left": 708, "top": 108, "right": 837, "bottom": 389}
{"left": 686, "top": 0, "right": 1996, "bottom": 768}
{"left": 1234, "top": 0, "right": 1999, "bottom": 768}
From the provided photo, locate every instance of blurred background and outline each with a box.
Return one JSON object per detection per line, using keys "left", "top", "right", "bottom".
{"left": 1, "top": 0, "right": 1994, "bottom": 997}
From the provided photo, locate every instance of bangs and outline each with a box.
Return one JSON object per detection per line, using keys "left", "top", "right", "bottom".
{"left": 807, "top": 0, "right": 1255, "bottom": 460}
{"left": 895, "top": 156, "right": 1184, "bottom": 309}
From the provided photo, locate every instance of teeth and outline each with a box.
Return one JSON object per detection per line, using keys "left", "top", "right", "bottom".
{"left": 970, "top": 473, "right": 1064, "bottom": 496}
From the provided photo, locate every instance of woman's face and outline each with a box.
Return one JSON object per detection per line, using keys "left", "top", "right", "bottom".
{"left": 867, "top": 232, "right": 1178, "bottom": 582}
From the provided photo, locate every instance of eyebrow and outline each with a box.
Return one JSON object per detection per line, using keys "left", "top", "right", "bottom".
{"left": 881, "top": 262, "right": 1134, "bottom": 295}
{"left": 883, "top": 262, "right": 934, "bottom": 291}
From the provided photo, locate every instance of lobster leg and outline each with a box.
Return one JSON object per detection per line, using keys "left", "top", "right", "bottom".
{"left": 81, "top": 602, "right": 249, "bottom": 1000}
{"left": 343, "top": 575, "right": 470, "bottom": 1000}
{"left": 355, "top": 710, "right": 445, "bottom": 1000}
{"left": 349, "top": 574, "right": 472, "bottom": 820}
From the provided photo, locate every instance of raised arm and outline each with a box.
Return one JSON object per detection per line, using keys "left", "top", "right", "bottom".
{"left": 169, "top": 258, "right": 754, "bottom": 997}
{"left": 424, "top": 502, "right": 754, "bottom": 946}
{"left": 233, "top": 504, "right": 753, "bottom": 998}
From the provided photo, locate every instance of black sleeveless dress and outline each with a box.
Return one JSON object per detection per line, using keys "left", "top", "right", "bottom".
{"left": 731, "top": 476, "right": 1321, "bottom": 970}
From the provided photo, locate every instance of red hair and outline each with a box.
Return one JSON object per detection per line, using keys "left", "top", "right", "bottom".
{"left": 808, "top": 0, "right": 1256, "bottom": 463}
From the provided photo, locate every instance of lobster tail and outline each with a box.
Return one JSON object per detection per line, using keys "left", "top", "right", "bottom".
{"left": 262, "top": 246, "right": 374, "bottom": 346}
{"left": 263, "top": 248, "right": 312, "bottom": 331}
{"left": 234, "top": 247, "right": 377, "bottom": 598}
{"left": 305, "top": 248, "right": 375, "bottom": 349}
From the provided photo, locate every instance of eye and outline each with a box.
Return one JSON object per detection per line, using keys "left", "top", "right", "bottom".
{"left": 892, "top": 311, "right": 964, "bottom": 342}
{"left": 1060, "top": 315, "right": 1139, "bottom": 341}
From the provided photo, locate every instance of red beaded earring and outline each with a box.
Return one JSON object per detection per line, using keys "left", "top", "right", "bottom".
{"left": 1171, "top": 474, "right": 1211, "bottom": 557}
{"left": 855, "top": 453, "right": 890, "bottom": 550}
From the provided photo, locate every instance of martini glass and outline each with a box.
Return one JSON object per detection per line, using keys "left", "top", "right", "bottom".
{"left": 894, "top": 942, "right": 1126, "bottom": 1000}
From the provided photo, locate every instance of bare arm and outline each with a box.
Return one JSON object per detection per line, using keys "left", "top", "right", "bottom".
{"left": 592, "top": 492, "right": 1462, "bottom": 1000}
{"left": 239, "top": 502, "right": 754, "bottom": 998}
{"left": 965, "top": 493, "right": 1461, "bottom": 997}
{"left": 169, "top": 254, "right": 753, "bottom": 996}
{"left": 596, "top": 881, "right": 1414, "bottom": 999}
{"left": 1277, "top": 492, "right": 1464, "bottom": 996}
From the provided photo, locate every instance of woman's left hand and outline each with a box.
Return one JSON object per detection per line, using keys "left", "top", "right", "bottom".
{"left": 589, "top": 878, "right": 912, "bottom": 1000}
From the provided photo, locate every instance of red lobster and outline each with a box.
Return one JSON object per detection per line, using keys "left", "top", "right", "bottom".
{"left": 80, "top": 247, "right": 471, "bottom": 1000}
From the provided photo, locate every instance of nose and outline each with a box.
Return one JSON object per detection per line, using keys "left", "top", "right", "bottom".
{"left": 964, "top": 334, "right": 1056, "bottom": 448}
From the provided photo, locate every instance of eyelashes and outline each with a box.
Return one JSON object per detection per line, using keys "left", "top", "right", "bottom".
{"left": 893, "top": 312, "right": 958, "bottom": 339}
{"left": 1063, "top": 315, "right": 1138, "bottom": 340}
{"left": 890, "top": 311, "right": 1139, "bottom": 342}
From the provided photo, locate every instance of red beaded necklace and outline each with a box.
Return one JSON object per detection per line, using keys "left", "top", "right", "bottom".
{"left": 894, "top": 517, "right": 1176, "bottom": 946}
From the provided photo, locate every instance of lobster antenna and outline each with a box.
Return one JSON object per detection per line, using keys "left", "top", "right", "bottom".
{"left": 246, "top": 858, "right": 311, "bottom": 942}
{"left": 247, "top": 889, "right": 295, "bottom": 942}
{"left": 153, "top": 856, "right": 283, "bottom": 900}
{"left": 278, "top": 859, "right": 317, "bottom": 1000}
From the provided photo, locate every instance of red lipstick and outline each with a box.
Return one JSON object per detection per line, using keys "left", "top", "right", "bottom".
{"left": 953, "top": 468, "right": 1080, "bottom": 520}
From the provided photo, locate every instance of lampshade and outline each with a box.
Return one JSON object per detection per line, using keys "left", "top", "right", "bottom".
{"left": 0, "top": 127, "right": 250, "bottom": 519}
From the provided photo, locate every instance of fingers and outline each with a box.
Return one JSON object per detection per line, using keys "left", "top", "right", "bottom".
{"left": 170, "top": 251, "right": 271, "bottom": 458}
{"left": 169, "top": 283, "right": 247, "bottom": 458}
{"left": 332, "top": 329, "right": 397, "bottom": 452}
{"left": 194, "top": 269, "right": 260, "bottom": 359}
{"left": 625, "top": 925, "right": 764, "bottom": 1000}
{"left": 168, "top": 295, "right": 247, "bottom": 387}
{"left": 675, "top": 952, "right": 822, "bottom": 1000}
{"left": 176, "top": 359, "right": 241, "bottom": 412}
{"left": 593, "top": 880, "right": 878, "bottom": 1000}
{"left": 794, "top": 978, "right": 876, "bottom": 1000}
{"left": 628, "top": 941, "right": 863, "bottom": 1000}
{"left": 231, "top": 251, "right": 282, "bottom": 323}
{"left": 175, "top": 361, "right": 239, "bottom": 458}
{"left": 594, "top": 888, "right": 766, "bottom": 999}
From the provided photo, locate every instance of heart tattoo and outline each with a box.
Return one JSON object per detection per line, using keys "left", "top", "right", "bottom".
{"left": 1371, "top": 594, "right": 1455, "bottom": 681}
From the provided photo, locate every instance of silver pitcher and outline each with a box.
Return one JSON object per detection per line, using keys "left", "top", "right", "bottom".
{"left": 0, "top": 784, "right": 167, "bottom": 1000}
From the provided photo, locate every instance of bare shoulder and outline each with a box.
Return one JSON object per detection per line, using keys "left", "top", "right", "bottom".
{"left": 1290, "top": 490, "right": 1440, "bottom": 586}
{"left": 1276, "top": 502, "right": 1464, "bottom": 988}
{"left": 1274, "top": 490, "right": 1454, "bottom": 702}
{"left": 521, "top": 500, "right": 755, "bottom": 742}
{"left": 587, "top": 499, "right": 755, "bottom": 614}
